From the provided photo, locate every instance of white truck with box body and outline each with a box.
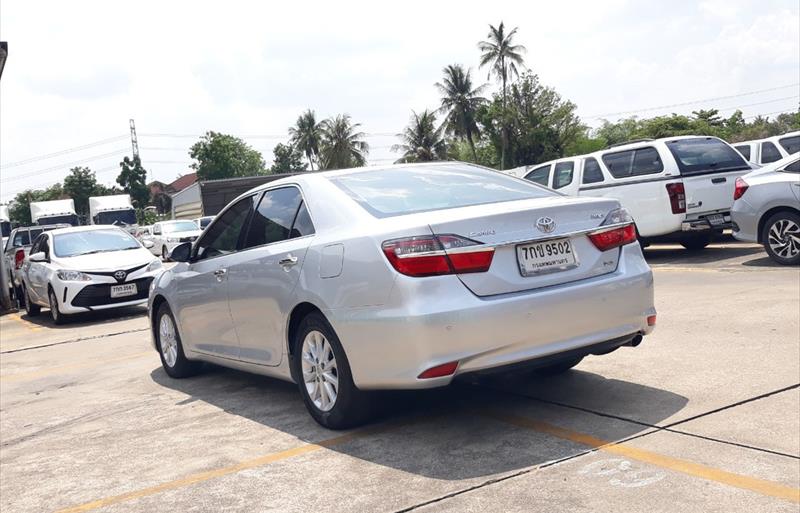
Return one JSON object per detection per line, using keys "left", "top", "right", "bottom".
{"left": 89, "top": 194, "right": 137, "bottom": 230}
{"left": 30, "top": 199, "right": 79, "bottom": 226}
{"left": 0, "top": 205, "right": 11, "bottom": 246}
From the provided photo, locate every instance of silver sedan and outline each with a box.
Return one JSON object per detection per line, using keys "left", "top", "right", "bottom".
{"left": 149, "top": 163, "right": 656, "bottom": 429}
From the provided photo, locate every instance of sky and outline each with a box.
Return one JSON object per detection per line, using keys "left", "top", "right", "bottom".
{"left": 0, "top": 0, "right": 798, "bottom": 203}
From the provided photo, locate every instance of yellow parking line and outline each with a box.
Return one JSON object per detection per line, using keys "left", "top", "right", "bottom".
{"left": 7, "top": 313, "right": 42, "bottom": 332}
{"left": 483, "top": 411, "right": 800, "bottom": 503}
{"left": 55, "top": 423, "right": 401, "bottom": 513}
{"left": 0, "top": 351, "right": 152, "bottom": 383}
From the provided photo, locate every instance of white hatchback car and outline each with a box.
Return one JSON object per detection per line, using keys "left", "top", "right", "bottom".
{"left": 21, "top": 226, "right": 164, "bottom": 324}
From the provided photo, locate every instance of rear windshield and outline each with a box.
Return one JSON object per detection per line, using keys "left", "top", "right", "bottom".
{"left": 665, "top": 138, "right": 749, "bottom": 176}
{"left": 329, "top": 165, "right": 553, "bottom": 218}
{"left": 778, "top": 135, "right": 799, "bottom": 155}
{"left": 734, "top": 145, "right": 751, "bottom": 161}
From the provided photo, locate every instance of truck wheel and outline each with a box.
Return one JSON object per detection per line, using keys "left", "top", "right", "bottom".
{"left": 680, "top": 234, "right": 711, "bottom": 251}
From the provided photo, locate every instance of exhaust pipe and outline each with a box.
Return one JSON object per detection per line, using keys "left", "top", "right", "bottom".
{"left": 625, "top": 334, "right": 643, "bottom": 347}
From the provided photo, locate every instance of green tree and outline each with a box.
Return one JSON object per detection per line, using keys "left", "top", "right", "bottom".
{"left": 319, "top": 114, "right": 369, "bottom": 170}
{"left": 288, "top": 110, "right": 323, "bottom": 170}
{"left": 392, "top": 110, "right": 448, "bottom": 163}
{"left": 270, "top": 143, "right": 308, "bottom": 174}
{"left": 117, "top": 156, "right": 150, "bottom": 209}
{"left": 435, "top": 64, "right": 486, "bottom": 162}
{"left": 189, "top": 131, "right": 266, "bottom": 180}
{"left": 62, "top": 166, "right": 106, "bottom": 219}
{"left": 478, "top": 21, "right": 526, "bottom": 169}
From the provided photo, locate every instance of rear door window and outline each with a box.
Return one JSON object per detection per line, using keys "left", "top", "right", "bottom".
{"left": 582, "top": 157, "right": 605, "bottom": 184}
{"left": 243, "top": 187, "right": 304, "bottom": 248}
{"left": 523, "top": 165, "right": 551, "bottom": 186}
{"left": 778, "top": 135, "right": 799, "bottom": 155}
{"left": 602, "top": 147, "right": 664, "bottom": 179}
{"left": 665, "top": 138, "right": 749, "bottom": 175}
{"left": 552, "top": 162, "right": 574, "bottom": 189}
{"left": 734, "top": 145, "right": 751, "bottom": 161}
{"left": 760, "top": 141, "right": 781, "bottom": 164}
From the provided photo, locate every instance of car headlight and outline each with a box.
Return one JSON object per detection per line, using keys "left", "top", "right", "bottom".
{"left": 166, "top": 237, "right": 180, "bottom": 243}
{"left": 56, "top": 270, "right": 92, "bottom": 281}
{"left": 147, "top": 259, "right": 163, "bottom": 272}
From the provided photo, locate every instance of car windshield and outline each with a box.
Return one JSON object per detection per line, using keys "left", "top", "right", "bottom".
{"left": 38, "top": 214, "right": 80, "bottom": 226}
{"left": 162, "top": 221, "right": 198, "bottom": 233}
{"left": 96, "top": 209, "right": 137, "bottom": 226}
{"left": 665, "top": 138, "right": 750, "bottom": 175}
{"left": 53, "top": 229, "right": 141, "bottom": 257}
{"left": 329, "top": 165, "right": 553, "bottom": 218}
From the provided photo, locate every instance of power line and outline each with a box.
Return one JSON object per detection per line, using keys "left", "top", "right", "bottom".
{"left": 585, "top": 83, "right": 800, "bottom": 119}
{"left": 744, "top": 109, "right": 798, "bottom": 120}
{"left": 0, "top": 135, "right": 128, "bottom": 168}
{"left": 714, "top": 95, "right": 799, "bottom": 113}
{"left": 0, "top": 149, "right": 129, "bottom": 184}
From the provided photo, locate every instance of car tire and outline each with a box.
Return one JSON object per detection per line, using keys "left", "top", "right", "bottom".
{"left": 534, "top": 356, "right": 583, "bottom": 376}
{"left": 24, "top": 286, "right": 41, "bottom": 317}
{"left": 680, "top": 234, "right": 711, "bottom": 251}
{"left": 762, "top": 211, "right": 800, "bottom": 265}
{"left": 155, "top": 303, "right": 202, "bottom": 378}
{"left": 162, "top": 245, "right": 170, "bottom": 262}
{"left": 292, "top": 312, "right": 372, "bottom": 430}
{"left": 49, "top": 288, "right": 67, "bottom": 325}
{"left": 14, "top": 285, "right": 25, "bottom": 308}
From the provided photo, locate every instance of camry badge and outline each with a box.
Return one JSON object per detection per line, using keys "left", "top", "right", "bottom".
{"left": 536, "top": 216, "right": 556, "bottom": 234}
{"left": 114, "top": 270, "right": 127, "bottom": 281}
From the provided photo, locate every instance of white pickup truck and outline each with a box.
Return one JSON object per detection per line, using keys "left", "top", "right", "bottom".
{"left": 515, "top": 136, "right": 756, "bottom": 250}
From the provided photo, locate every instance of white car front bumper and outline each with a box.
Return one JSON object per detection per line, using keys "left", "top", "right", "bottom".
{"left": 54, "top": 269, "right": 164, "bottom": 314}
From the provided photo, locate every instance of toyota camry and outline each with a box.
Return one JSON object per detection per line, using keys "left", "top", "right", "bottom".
{"left": 149, "top": 163, "right": 656, "bottom": 429}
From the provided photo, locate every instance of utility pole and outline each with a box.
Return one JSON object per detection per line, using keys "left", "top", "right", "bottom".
{"left": 129, "top": 118, "right": 149, "bottom": 184}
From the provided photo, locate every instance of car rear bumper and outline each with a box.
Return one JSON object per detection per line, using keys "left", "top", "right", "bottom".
{"left": 731, "top": 201, "right": 759, "bottom": 243}
{"left": 681, "top": 212, "right": 731, "bottom": 232}
{"left": 328, "top": 243, "right": 655, "bottom": 390}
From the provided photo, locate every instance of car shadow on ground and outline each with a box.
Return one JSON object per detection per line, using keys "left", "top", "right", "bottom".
{"left": 741, "top": 255, "right": 786, "bottom": 268}
{"left": 642, "top": 243, "right": 764, "bottom": 265}
{"left": 150, "top": 363, "right": 687, "bottom": 480}
{"left": 18, "top": 305, "right": 147, "bottom": 329}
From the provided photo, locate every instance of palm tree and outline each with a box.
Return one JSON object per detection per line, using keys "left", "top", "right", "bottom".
{"left": 288, "top": 109, "right": 322, "bottom": 170}
{"left": 319, "top": 114, "right": 369, "bottom": 170}
{"left": 435, "top": 64, "right": 487, "bottom": 162}
{"left": 392, "top": 110, "right": 447, "bottom": 163}
{"left": 478, "top": 21, "right": 526, "bottom": 169}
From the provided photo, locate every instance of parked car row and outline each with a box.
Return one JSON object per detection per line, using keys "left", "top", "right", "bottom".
{"left": 509, "top": 136, "right": 757, "bottom": 250}
{"left": 732, "top": 131, "right": 799, "bottom": 166}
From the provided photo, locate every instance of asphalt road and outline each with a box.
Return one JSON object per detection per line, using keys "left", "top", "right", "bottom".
{"left": 1, "top": 241, "right": 798, "bottom": 513}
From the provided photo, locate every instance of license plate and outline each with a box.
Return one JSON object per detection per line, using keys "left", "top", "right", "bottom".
{"left": 517, "top": 238, "right": 577, "bottom": 276}
{"left": 707, "top": 214, "right": 725, "bottom": 226}
{"left": 110, "top": 283, "right": 137, "bottom": 298}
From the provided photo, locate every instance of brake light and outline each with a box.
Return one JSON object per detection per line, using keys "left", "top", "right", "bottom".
{"left": 382, "top": 234, "right": 494, "bottom": 277}
{"left": 588, "top": 224, "right": 637, "bottom": 251}
{"left": 733, "top": 177, "right": 749, "bottom": 200}
{"left": 665, "top": 182, "right": 686, "bottom": 214}
{"left": 14, "top": 249, "right": 24, "bottom": 269}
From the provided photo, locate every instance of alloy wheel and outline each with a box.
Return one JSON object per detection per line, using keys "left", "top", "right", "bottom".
{"left": 159, "top": 314, "right": 179, "bottom": 368}
{"left": 301, "top": 330, "right": 339, "bottom": 412}
{"left": 767, "top": 218, "right": 800, "bottom": 260}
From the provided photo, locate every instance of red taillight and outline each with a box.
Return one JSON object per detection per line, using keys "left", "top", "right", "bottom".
{"left": 418, "top": 361, "right": 459, "bottom": 379}
{"left": 14, "top": 249, "right": 24, "bottom": 269}
{"left": 665, "top": 182, "right": 686, "bottom": 214}
{"left": 647, "top": 314, "right": 657, "bottom": 326}
{"left": 588, "top": 224, "right": 637, "bottom": 252}
{"left": 382, "top": 235, "right": 494, "bottom": 277}
{"left": 733, "top": 177, "right": 749, "bottom": 201}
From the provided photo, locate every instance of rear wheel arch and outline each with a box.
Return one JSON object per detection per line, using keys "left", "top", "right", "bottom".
{"left": 150, "top": 294, "right": 169, "bottom": 341}
{"left": 287, "top": 302, "right": 327, "bottom": 377}
{"left": 758, "top": 206, "right": 800, "bottom": 243}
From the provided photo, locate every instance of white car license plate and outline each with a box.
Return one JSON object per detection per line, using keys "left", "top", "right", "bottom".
{"left": 707, "top": 214, "right": 725, "bottom": 226}
{"left": 517, "top": 238, "right": 577, "bottom": 276}
{"left": 110, "top": 283, "right": 137, "bottom": 298}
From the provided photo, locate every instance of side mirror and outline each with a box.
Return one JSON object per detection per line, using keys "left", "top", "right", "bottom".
{"left": 169, "top": 242, "right": 192, "bottom": 263}
{"left": 29, "top": 251, "right": 47, "bottom": 263}
{"left": 143, "top": 240, "right": 154, "bottom": 249}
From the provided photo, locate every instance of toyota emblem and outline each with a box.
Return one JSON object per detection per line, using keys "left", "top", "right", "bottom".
{"left": 536, "top": 216, "right": 556, "bottom": 233}
{"left": 114, "top": 270, "right": 127, "bottom": 281}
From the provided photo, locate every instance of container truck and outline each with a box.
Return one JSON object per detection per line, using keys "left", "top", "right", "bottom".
{"left": 89, "top": 194, "right": 137, "bottom": 228}
{"left": 30, "top": 199, "right": 79, "bottom": 226}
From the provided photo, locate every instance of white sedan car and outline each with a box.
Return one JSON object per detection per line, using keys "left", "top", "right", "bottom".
{"left": 21, "top": 226, "right": 164, "bottom": 324}
{"left": 150, "top": 163, "right": 656, "bottom": 429}
{"left": 149, "top": 220, "right": 203, "bottom": 260}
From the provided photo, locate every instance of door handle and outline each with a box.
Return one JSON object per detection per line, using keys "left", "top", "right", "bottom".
{"left": 278, "top": 255, "right": 298, "bottom": 268}
{"left": 213, "top": 268, "right": 227, "bottom": 282}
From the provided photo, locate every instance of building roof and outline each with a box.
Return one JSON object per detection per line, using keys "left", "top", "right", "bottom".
{"left": 169, "top": 172, "right": 197, "bottom": 193}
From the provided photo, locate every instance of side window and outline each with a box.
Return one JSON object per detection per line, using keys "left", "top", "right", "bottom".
{"left": 602, "top": 147, "right": 664, "bottom": 179}
{"left": 552, "top": 162, "right": 574, "bottom": 189}
{"left": 524, "top": 165, "right": 551, "bottom": 186}
{"left": 582, "top": 157, "right": 605, "bottom": 184}
{"left": 783, "top": 159, "right": 800, "bottom": 173}
{"left": 734, "top": 145, "right": 751, "bottom": 161}
{"left": 291, "top": 202, "right": 315, "bottom": 238}
{"left": 760, "top": 142, "right": 781, "bottom": 164}
{"left": 778, "top": 136, "right": 799, "bottom": 155}
{"left": 195, "top": 196, "right": 254, "bottom": 260}
{"left": 13, "top": 231, "right": 26, "bottom": 247}
{"left": 153, "top": 224, "right": 162, "bottom": 235}
{"left": 244, "top": 187, "right": 303, "bottom": 248}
